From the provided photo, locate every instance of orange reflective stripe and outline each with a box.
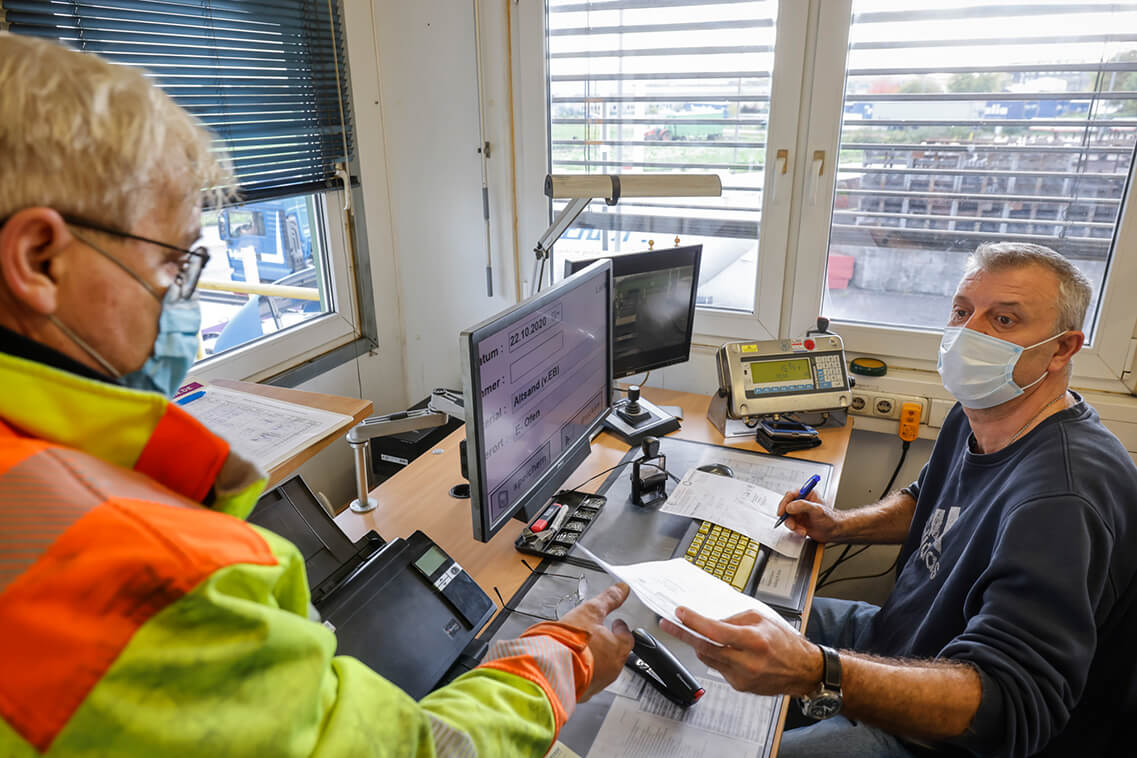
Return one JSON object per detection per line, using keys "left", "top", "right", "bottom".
{"left": 0, "top": 447, "right": 104, "bottom": 593}
{"left": 134, "top": 404, "right": 229, "bottom": 502}
{"left": 0, "top": 496, "right": 277, "bottom": 752}
{"left": 0, "top": 421, "right": 52, "bottom": 480}
{"left": 479, "top": 623, "right": 594, "bottom": 734}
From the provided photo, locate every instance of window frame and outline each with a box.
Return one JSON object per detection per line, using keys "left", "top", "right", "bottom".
{"left": 187, "top": 188, "right": 362, "bottom": 384}
{"left": 513, "top": 0, "right": 1137, "bottom": 394}
{"left": 789, "top": 0, "right": 1137, "bottom": 394}
{"left": 514, "top": 0, "right": 812, "bottom": 344}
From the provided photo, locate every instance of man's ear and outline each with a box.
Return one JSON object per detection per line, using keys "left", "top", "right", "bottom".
{"left": 0, "top": 208, "right": 72, "bottom": 315}
{"left": 1050, "top": 330, "right": 1085, "bottom": 372}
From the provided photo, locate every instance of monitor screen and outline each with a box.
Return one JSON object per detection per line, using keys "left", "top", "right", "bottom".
{"left": 564, "top": 245, "right": 701, "bottom": 379}
{"left": 460, "top": 260, "right": 613, "bottom": 542}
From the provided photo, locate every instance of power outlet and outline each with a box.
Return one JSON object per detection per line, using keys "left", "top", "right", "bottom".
{"left": 849, "top": 390, "right": 930, "bottom": 424}
{"left": 872, "top": 396, "right": 896, "bottom": 418}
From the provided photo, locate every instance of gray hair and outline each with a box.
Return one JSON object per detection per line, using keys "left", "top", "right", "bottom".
{"left": 0, "top": 33, "right": 235, "bottom": 235}
{"left": 965, "top": 242, "right": 1093, "bottom": 332}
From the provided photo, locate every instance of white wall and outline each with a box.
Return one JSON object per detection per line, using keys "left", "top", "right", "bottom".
{"left": 360, "top": 0, "right": 522, "bottom": 401}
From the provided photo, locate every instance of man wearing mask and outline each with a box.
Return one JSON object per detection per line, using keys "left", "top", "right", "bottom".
{"left": 0, "top": 33, "right": 634, "bottom": 756}
{"left": 662, "top": 243, "right": 1137, "bottom": 757}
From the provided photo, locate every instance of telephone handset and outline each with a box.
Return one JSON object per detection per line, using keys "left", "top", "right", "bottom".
{"left": 708, "top": 336, "right": 851, "bottom": 434}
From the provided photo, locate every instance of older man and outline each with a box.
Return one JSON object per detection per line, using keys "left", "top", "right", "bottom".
{"left": 664, "top": 243, "right": 1137, "bottom": 757}
{"left": 0, "top": 33, "right": 633, "bottom": 756}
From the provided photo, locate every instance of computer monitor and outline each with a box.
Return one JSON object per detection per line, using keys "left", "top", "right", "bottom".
{"left": 564, "top": 245, "right": 702, "bottom": 379}
{"left": 459, "top": 260, "right": 613, "bottom": 542}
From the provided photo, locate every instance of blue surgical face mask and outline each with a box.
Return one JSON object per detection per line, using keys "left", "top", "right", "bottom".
{"left": 120, "top": 288, "right": 202, "bottom": 397}
{"left": 937, "top": 326, "right": 1066, "bottom": 410}
{"left": 51, "top": 287, "right": 201, "bottom": 398}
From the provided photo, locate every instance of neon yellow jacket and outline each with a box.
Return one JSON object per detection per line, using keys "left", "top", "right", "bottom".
{"left": 0, "top": 349, "right": 589, "bottom": 756}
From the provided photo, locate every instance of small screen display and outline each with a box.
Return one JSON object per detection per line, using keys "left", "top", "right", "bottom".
{"left": 414, "top": 546, "right": 448, "bottom": 577}
{"left": 749, "top": 358, "right": 812, "bottom": 385}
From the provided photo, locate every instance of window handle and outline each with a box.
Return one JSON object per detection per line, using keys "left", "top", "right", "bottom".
{"left": 771, "top": 148, "right": 789, "bottom": 203}
{"left": 809, "top": 150, "right": 826, "bottom": 206}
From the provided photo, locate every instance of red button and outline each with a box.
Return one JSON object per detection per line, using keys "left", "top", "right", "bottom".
{"left": 804, "top": 339, "right": 815, "bottom": 350}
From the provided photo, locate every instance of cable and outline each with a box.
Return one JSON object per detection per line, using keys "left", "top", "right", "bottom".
{"left": 566, "top": 460, "right": 635, "bottom": 492}
{"left": 816, "top": 439, "right": 910, "bottom": 590}
{"left": 612, "top": 371, "right": 651, "bottom": 392}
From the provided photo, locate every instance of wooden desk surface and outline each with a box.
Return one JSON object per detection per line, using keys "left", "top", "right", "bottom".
{"left": 211, "top": 378, "right": 372, "bottom": 490}
{"left": 334, "top": 387, "right": 850, "bottom": 755}
{"left": 335, "top": 387, "right": 850, "bottom": 603}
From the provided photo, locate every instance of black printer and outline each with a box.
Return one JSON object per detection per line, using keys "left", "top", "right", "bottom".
{"left": 249, "top": 475, "right": 495, "bottom": 698}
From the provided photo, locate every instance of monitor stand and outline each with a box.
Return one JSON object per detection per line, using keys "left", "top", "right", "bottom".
{"left": 604, "top": 387, "right": 681, "bottom": 446}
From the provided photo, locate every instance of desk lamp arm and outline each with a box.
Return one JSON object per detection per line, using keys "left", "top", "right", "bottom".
{"left": 532, "top": 197, "right": 591, "bottom": 291}
{"left": 345, "top": 389, "right": 465, "bottom": 514}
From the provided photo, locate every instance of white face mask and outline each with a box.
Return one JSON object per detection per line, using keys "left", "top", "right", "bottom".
{"left": 937, "top": 327, "right": 1066, "bottom": 410}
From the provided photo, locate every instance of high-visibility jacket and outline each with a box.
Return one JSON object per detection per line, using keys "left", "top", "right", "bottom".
{"left": 0, "top": 349, "right": 590, "bottom": 756}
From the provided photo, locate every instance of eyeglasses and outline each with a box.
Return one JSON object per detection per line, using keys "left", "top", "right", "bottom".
{"left": 494, "top": 560, "right": 588, "bottom": 622}
{"left": 61, "top": 215, "right": 210, "bottom": 301}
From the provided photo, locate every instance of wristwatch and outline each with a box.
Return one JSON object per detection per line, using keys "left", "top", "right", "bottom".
{"left": 800, "top": 644, "right": 843, "bottom": 719}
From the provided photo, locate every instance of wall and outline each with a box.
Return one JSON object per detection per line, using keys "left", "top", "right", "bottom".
{"left": 364, "top": 0, "right": 522, "bottom": 401}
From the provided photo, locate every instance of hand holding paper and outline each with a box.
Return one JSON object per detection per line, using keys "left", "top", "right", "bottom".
{"left": 576, "top": 545, "right": 796, "bottom": 645}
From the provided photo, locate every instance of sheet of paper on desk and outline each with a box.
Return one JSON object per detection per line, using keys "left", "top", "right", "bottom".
{"left": 588, "top": 678, "right": 776, "bottom": 757}
{"left": 661, "top": 469, "right": 806, "bottom": 558}
{"left": 576, "top": 545, "right": 796, "bottom": 644}
{"left": 176, "top": 384, "right": 352, "bottom": 472}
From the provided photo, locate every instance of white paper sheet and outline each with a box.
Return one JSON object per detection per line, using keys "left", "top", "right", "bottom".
{"left": 605, "top": 667, "right": 648, "bottom": 700}
{"left": 660, "top": 469, "right": 805, "bottom": 558}
{"left": 576, "top": 546, "right": 797, "bottom": 644}
{"left": 176, "top": 383, "right": 352, "bottom": 472}
{"left": 587, "top": 679, "right": 775, "bottom": 758}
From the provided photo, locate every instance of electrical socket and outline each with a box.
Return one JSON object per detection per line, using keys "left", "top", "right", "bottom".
{"left": 849, "top": 390, "right": 929, "bottom": 423}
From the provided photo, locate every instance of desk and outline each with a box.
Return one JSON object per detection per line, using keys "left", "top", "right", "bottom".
{"left": 335, "top": 387, "right": 851, "bottom": 754}
{"left": 211, "top": 378, "right": 372, "bottom": 490}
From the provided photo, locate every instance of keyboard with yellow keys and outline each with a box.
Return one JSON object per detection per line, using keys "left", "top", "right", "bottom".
{"left": 674, "top": 520, "right": 770, "bottom": 594}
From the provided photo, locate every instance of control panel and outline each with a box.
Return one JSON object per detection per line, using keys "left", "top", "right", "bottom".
{"left": 713, "top": 335, "right": 851, "bottom": 419}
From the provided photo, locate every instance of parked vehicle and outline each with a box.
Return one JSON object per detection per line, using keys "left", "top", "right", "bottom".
{"left": 217, "top": 197, "right": 313, "bottom": 283}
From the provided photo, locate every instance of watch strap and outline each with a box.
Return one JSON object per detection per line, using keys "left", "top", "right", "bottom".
{"left": 819, "top": 645, "right": 842, "bottom": 691}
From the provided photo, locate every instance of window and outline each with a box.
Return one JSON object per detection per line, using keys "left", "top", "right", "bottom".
{"left": 3, "top": 0, "right": 369, "bottom": 380}
{"left": 822, "top": 2, "right": 1137, "bottom": 343}
{"left": 517, "top": 0, "right": 1137, "bottom": 390}
{"left": 534, "top": 0, "right": 806, "bottom": 340}
{"left": 199, "top": 193, "right": 332, "bottom": 358}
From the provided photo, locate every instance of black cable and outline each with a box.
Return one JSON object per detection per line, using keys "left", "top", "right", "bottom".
{"left": 566, "top": 460, "right": 635, "bottom": 492}
{"left": 816, "top": 439, "right": 910, "bottom": 590}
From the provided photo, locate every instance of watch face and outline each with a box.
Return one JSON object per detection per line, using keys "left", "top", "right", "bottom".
{"left": 807, "top": 693, "right": 842, "bottom": 719}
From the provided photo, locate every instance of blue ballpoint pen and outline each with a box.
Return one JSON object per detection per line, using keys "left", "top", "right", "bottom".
{"left": 773, "top": 474, "right": 821, "bottom": 528}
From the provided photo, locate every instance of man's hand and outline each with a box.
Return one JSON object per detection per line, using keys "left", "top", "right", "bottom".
{"left": 556, "top": 582, "right": 635, "bottom": 702}
{"left": 777, "top": 489, "right": 844, "bottom": 542}
{"left": 659, "top": 606, "right": 823, "bottom": 697}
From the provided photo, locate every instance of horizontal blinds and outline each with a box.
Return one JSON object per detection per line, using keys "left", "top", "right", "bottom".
{"left": 5, "top": 0, "right": 354, "bottom": 202}
{"left": 547, "top": 0, "right": 777, "bottom": 239}
{"left": 834, "top": 2, "right": 1137, "bottom": 260}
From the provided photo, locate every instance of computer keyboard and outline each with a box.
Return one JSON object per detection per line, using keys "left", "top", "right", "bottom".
{"left": 680, "top": 521, "right": 761, "bottom": 592}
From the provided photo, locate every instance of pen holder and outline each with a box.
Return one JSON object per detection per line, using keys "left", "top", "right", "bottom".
{"left": 514, "top": 489, "right": 606, "bottom": 559}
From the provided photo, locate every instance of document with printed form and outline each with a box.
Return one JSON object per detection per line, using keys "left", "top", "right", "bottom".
{"left": 575, "top": 545, "right": 796, "bottom": 643}
{"left": 660, "top": 469, "right": 806, "bottom": 558}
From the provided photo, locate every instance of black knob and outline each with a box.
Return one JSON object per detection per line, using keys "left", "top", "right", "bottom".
{"left": 627, "top": 385, "right": 641, "bottom": 403}
{"left": 641, "top": 436, "right": 660, "bottom": 458}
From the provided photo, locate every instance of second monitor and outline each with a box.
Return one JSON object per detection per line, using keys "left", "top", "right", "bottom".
{"left": 565, "top": 244, "right": 702, "bottom": 443}
{"left": 564, "top": 244, "right": 702, "bottom": 380}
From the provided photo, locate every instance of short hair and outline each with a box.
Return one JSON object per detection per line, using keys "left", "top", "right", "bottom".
{"left": 965, "top": 242, "right": 1092, "bottom": 332}
{"left": 0, "top": 33, "right": 235, "bottom": 235}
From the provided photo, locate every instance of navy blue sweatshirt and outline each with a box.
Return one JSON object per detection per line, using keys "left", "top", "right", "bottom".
{"left": 861, "top": 394, "right": 1137, "bottom": 757}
